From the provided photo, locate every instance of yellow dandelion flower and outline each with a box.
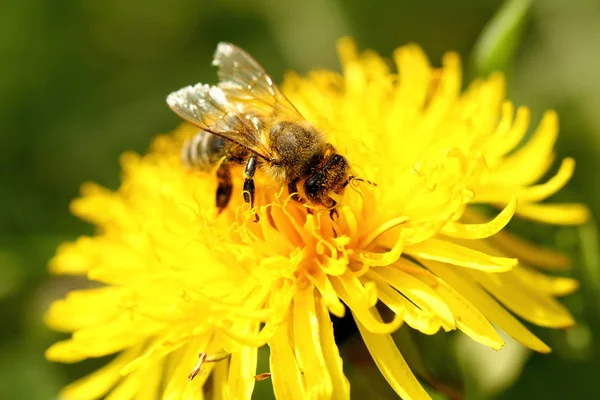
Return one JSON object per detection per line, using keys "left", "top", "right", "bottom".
{"left": 45, "top": 38, "right": 589, "bottom": 400}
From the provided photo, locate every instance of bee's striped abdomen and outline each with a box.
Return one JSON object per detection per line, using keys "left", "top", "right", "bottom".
{"left": 181, "top": 130, "right": 227, "bottom": 171}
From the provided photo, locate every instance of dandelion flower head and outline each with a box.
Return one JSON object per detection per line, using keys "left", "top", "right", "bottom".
{"left": 45, "top": 38, "right": 589, "bottom": 400}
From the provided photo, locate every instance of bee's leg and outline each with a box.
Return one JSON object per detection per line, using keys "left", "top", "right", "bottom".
{"left": 242, "top": 154, "right": 258, "bottom": 206}
{"left": 215, "top": 161, "right": 233, "bottom": 213}
{"left": 329, "top": 201, "right": 339, "bottom": 220}
{"left": 287, "top": 180, "right": 305, "bottom": 203}
{"left": 289, "top": 180, "right": 314, "bottom": 215}
{"left": 242, "top": 154, "right": 259, "bottom": 222}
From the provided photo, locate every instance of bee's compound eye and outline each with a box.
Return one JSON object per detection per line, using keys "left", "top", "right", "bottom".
{"left": 303, "top": 172, "right": 325, "bottom": 204}
{"left": 304, "top": 174, "right": 320, "bottom": 194}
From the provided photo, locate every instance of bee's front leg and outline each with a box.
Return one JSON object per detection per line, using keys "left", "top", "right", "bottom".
{"left": 329, "top": 202, "right": 339, "bottom": 220}
{"left": 242, "top": 154, "right": 259, "bottom": 222}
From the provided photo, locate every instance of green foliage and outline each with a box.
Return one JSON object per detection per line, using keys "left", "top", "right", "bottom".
{"left": 469, "top": 0, "right": 532, "bottom": 78}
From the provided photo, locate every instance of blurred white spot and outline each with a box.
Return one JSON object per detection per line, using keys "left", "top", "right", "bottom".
{"left": 454, "top": 329, "right": 530, "bottom": 397}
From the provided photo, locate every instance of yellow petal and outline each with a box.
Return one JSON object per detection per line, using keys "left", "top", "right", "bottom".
{"left": 318, "top": 256, "right": 348, "bottom": 276}
{"left": 108, "top": 360, "right": 165, "bottom": 400}
{"left": 49, "top": 239, "right": 94, "bottom": 275}
{"left": 355, "top": 311, "right": 431, "bottom": 400}
{"left": 359, "top": 216, "right": 410, "bottom": 249}
{"left": 225, "top": 328, "right": 259, "bottom": 400}
{"left": 442, "top": 198, "right": 516, "bottom": 239}
{"left": 45, "top": 287, "right": 126, "bottom": 332}
{"left": 462, "top": 208, "right": 573, "bottom": 269}
{"left": 515, "top": 202, "right": 590, "bottom": 225}
{"left": 161, "top": 344, "right": 186, "bottom": 394}
{"left": 121, "top": 323, "right": 204, "bottom": 376}
{"left": 292, "top": 286, "right": 334, "bottom": 398}
{"left": 337, "top": 36, "right": 358, "bottom": 71}
{"left": 133, "top": 363, "right": 163, "bottom": 400}
{"left": 308, "top": 267, "right": 346, "bottom": 318}
{"left": 357, "top": 232, "right": 405, "bottom": 268}
{"left": 407, "top": 239, "right": 517, "bottom": 272}
{"left": 162, "top": 338, "right": 215, "bottom": 400}
{"left": 70, "top": 182, "right": 134, "bottom": 228}
{"left": 181, "top": 380, "right": 207, "bottom": 400}
{"left": 212, "top": 356, "right": 229, "bottom": 400}
{"left": 269, "top": 322, "right": 306, "bottom": 400}
{"left": 491, "top": 110, "right": 559, "bottom": 185}
{"left": 446, "top": 237, "right": 576, "bottom": 326}
{"left": 216, "top": 284, "right": 293, "bottom": 348}
{"left": 425, "top": 275, "right": 504, "bottom": 349}
{"left": 422, "top": 259, "right": 551, "bottom": 353}
{"left": 331, "top": 273, "right": 404, "bottom": 334}
{"left": 486, "top": 101, "right": 515, "bottom": 155}
{"left": 104, "top": 374, "right": 139, "bottom": 400}
{"left": 474, "top": 158, "right": 574, "bottom": 204}
{"left": 70, "top": 314, "right": 164, "bottom": 359}
{"left": 393, "top": 44, "right": 431, "bottom": 109}
{"left": 421, "top": 52, "right": 462, "bottom": 133}
{"left": 487, "top": 105, "right": 530, "bottom": 159}
{"left": 368, "top": 266, "right": 454, "bottom": 328}
{"left": 59, "top": 345, "right": 143, "bottom": 400}
{"left": 387, "top": 44, "right": 431, "bottom": 136}
{"left": 515, "top": 157, "right": 574, "bottom": 202}
{"left": 315, "top": 295, "right": 350, "bottom": 400}
{"left": 467, "top": 269, "right": 575, "bottom": 328}
{"left": 512, "top": 266, "right": 579, "bottom": 297}
{"left": 373, "top": 280, "right": 441, "bottom": 335}
{"left": 46, "top": 340, "right": 87, "bottom": 364}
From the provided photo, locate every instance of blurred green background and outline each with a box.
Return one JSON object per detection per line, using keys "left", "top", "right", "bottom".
{"left": 1, "top": 0, "right": 599, "bottom": 399}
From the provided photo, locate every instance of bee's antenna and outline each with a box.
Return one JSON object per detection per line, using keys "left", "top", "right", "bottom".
{"left": 347, "top": 175, "right": 377, "bottom": 187}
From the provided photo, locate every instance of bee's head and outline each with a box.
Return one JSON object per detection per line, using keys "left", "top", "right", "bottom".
{"left": 303, "top": 153, "right": 350, "bottom": 208}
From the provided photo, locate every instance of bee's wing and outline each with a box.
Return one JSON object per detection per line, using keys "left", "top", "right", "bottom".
{"left": 213, "top": 42, "right": 303, "bottom": 118}
{"left": 167, "top": 83, "right": 273, "bottom": 161}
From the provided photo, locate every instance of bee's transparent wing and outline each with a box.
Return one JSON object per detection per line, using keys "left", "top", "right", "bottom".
{"left": 213, "top": 42, "right": 302, "bottom": 118}
{"left": 167, "top": 84, "right": 273, "bottom": 161}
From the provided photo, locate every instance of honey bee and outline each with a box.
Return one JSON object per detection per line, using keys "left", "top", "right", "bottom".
{"left": 167, "top": 43, "right": 353, "bottom": 219}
